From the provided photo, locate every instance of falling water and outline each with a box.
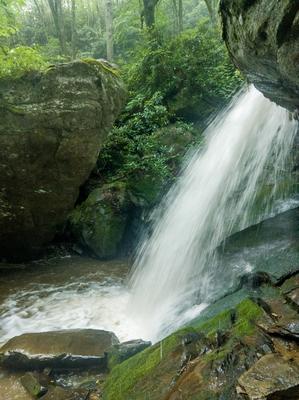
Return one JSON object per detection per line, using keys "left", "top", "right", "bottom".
{"left": 128, "top": 86, "right": 298, "bottom": 341}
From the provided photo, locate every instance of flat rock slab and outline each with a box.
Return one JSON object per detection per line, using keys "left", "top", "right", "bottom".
{"left": 0, "top": 329, "right": 119, "bottom": 371}
{"left": 238, "top": 353, "right": 299, "bottom": 400}
{"left": 41, "top": 386, "right": 89, "bottom": 400}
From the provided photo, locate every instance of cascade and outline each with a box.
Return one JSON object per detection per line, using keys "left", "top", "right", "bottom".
{"left": 128, "top": 86, "right": 298, "bottom": 341}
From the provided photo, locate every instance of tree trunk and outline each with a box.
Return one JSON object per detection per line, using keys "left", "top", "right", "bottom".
{"left": 71, "top": 0, "right": 77, "bottom": 59}
{"left": 203, "top": 0, "right": 217, "bottom": 25}
{"left": 105, "top": 0, "right": 114, "bottom": 61}
{"left": 142, "top": 0, "right": 158, "bottom": 29}
{"left": 178, "top": 0, "right": 183, "bottom": 32}
{"left": 47, "top": 0, "right": 67, "bottom": 55}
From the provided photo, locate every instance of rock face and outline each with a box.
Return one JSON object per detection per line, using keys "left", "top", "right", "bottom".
{"left": 69, "top": 182, "right": 130, "bottom": 259}
{"left": 0, "top": 329, "right": 119, "bottom": 370}
{"left": 104, "top": 271, "right": 299, "bottom": 400}
{"left": 69, "top": 123, "right": 196, "bottom": 259}
{"left": 220, "top": 0, "right": 299, "bottom": 111}
{"left": 0, "top": 60, "right": 126, "bottom": 260}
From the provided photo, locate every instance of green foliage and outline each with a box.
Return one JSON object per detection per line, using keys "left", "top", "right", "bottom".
{"left": 97, "top": 92, "right": 171, "bottom": 181}
{"left": 0, "top": 0, "right": 47, "bottom": 78}
{"left": 123, "top": 20, "right": 242, "bottom": 121}
{"left": 0, "top": 0, "right": 22, "bottom": 38}
{"left": 0, "top": 46, "right": 47, "bottom": 78}
{"left": 96, "top": 92, "right": 199, "bottom": 207}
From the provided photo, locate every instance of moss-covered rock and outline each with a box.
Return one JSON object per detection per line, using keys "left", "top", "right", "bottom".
{"left": 69, "top": 182, "right": 129, "bottom": 259}
{"left": 103, "top": 270, "right": 299, "bottom": 400}
{"left": 0, "top": 60, "right": 126, "bottom": 261}
{"left": 103, "top": 298, "right": 266, "bottom": 400}
{"left": 220, "top": 0, "right": 299, "bottom": 111}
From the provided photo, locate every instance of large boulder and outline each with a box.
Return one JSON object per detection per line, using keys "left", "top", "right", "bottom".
{"left": 0, "top": 329, "right": 119, "bottom": 371}
{"left": 220, "top": 0, "right": 299, "bottom": 111}
{"left": 0, "top": 60, "right": 126, "bottom": 260}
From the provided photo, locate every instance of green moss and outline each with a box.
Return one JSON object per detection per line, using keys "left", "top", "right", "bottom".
{"left": 103, "top": 299, "right": 263, "bottom": 399}
{"left": 104, "top": 328, "right": 194, "bottom": 400}
{"left": 192, "top": 308, "right": 233, "bottom": 338}
{"left": 81, "top": 57, "right": 120, "bottom": 77}
{"left": 69, "top": 182, "right": 128, "bottom": 258}
{"left": 233, "top": 298, "right": 263, "bottom": 336}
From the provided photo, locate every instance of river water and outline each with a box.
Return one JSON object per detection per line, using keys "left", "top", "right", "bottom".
{"left": 0, "top": 257, "right": 139, "bottom": 345}
{"left": 0, "top": 86, "right": 298, "bottom": 347}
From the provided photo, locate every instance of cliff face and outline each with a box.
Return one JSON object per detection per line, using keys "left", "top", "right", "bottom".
{"left": 220, "top": 0, "right": 299, "bottom": 111}
{"left": 0, "top": 60, "right": 126, "bottom": 260}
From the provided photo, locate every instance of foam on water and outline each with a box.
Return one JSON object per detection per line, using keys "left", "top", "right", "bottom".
{"left": 128, "top": 86, "right": 298, "bottom": 341}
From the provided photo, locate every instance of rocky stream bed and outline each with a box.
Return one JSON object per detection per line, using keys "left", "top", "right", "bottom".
{"left": 0, "top": 207, "right": 298, "bottom": 400}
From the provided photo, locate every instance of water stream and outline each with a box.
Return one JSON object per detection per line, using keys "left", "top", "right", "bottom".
{"left": 0, "top": 86, "right": 298, "bottom": 347}
{"left": 128, "top": 86, "right": 298, "bottom": 341}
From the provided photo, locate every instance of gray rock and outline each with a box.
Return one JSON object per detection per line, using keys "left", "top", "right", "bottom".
{"left": 20, "top": 372, "right": 47, "bottom": 397}
{"left": 0, "top": 60, "right": 126, "bottom": 261}
{"left": 0, "top": 329, "right": 119, "bottom": 371}
{"left": 40, "top": 386, "right": 89, "bottom": 400}
{"left": 69, "top": 181, "right": 129, "bottom": 259}
{"left": 107, "top": 339, "right": 151, "bottom": 369}
{"left": 238, "top": 354, "right": 299, "bottom": 400}
{"left": 220, "top": 0, "right": 299, "bottom": 111}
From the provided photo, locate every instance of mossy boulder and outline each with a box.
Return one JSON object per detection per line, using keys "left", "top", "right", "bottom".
{"left": 103, "top": 299, "right": 267, "bottom": 400}
{"left": 220, "top": 0, "right": 299, "bottom": 111}
{"left": 69, "top": 182, "right": 130, "bottom": 259}
{"left": 103, "top": 269, "right": 299, "bottom": 400}
{"left": 0, "top": 60, "right": 126, "bottom": 261}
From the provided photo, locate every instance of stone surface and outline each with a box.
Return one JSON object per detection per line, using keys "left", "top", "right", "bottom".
{"left": 0, "top": 369, "right": 33, "bottom": 400}
{"left": 238, "top": 354, "right": 299, "bottom": 400}
{"left": 41, "top": 386, "right": 89, "bottom": 400}
{"left": 220, "top": 0, "right": 299, "bottom": 111}
{"left": 69, "top": 182, "right": 129, "bottom": 259}
{"left": 107, "top": 339, "right": 151, "bottom": 369}
{"left": 20, "top": 372, "right": 47, "bottom": 397}
{"left": 0, "top": 60, "right": 126, "bottom": 261}
{"left": 103, "top": 271, "right": 299, "bottom": 400}
{"left": 0, "top": 329, "right": 119, "bottom": 371}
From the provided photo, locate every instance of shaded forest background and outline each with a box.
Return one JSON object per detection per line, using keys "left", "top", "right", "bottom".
{"left": 0, "top": 0, "right": 243, "bottom": 256}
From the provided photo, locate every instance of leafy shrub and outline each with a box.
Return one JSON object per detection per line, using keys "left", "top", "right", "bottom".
{"left": 123, "top": 20, "right": 242, "bottom": 122}
{"left": 0, "top": 46, "right": 47, "bottom": 78}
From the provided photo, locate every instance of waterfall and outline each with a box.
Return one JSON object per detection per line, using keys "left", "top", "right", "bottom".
{"left": 128, "top": 85, "right": 298, "bottom": 342}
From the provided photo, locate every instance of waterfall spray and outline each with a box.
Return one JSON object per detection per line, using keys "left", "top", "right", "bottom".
{"left": 128, "top": 86, "right": 298, "bottom": 341}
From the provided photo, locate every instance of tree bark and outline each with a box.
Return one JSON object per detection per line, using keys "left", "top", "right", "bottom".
{"left": 142, "top": 0, "right": 159, "bottom": 29}
{"left": 71, "top": 0, "right": 77, "bottom": 59}
{"left": 105, "top": 0, "right": 114, "bottom": 61}
{"left": 47, "top": 0, "right": 67, "bottom": 55}
{"left": 203, "top": 0, "right": 217, "bottom": 25}
{"left": 178, "top": 0, "right": 183, "bottom": 32}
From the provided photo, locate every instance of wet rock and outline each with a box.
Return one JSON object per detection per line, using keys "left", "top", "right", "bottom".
{"left": 0, "top": 369, "right": 33, "bottom": 400}
{"left": 220, "top": 0, "right": 299, "bottom": 111}
{"left": 69, "top": 181, "right": 129, "bottom": 259}
{"left": 239, "top": 271, "right": 272, "bottom": 289}
{"left": 103, "top": 299, "right": 267, "bottom": 400}
{"left": 238, "top": 354, "right": 299, "bottom": 400}
{"left": 20, "top": 372, "right": 47, "bottom": 397}
{"left": 256, "top": 297, "right": 299, "bottom": 340}
{"left": 0, "top": 329, "right": 119, "bottom": 371}
{"left": 41, "top": 386, "right": 89, "bottom": 400}
{"left": 281, "top": 274, "right": 299, "bottom": 308}
{"left": 107, "top": 339, "right": 151, "bottom": 369}
{"left": 0, "top": 60, "right": 126, "bottom": 261}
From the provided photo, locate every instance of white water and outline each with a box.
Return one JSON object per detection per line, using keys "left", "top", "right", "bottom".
{"left": 128, "top": 86, "right": 298, "bottom": 341}
{"left": 0, "top": 87, "right": 297, "bottom": 347}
